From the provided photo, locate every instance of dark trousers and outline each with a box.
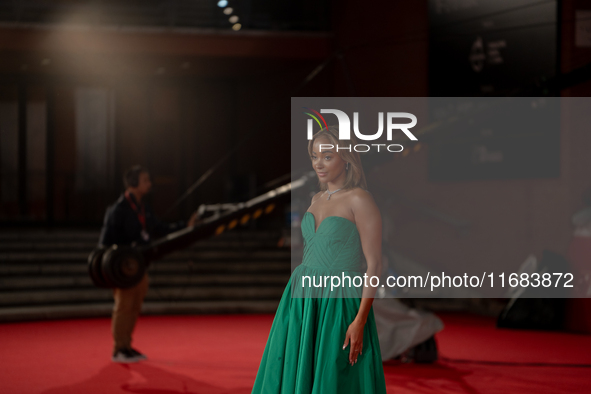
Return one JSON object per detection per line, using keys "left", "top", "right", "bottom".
{"left": 111, "top": 273, "right": 149, "bottom": 353}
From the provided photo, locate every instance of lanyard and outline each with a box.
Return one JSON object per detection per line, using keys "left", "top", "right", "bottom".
{"left": 124, "top": 191, "right": 146, "bottom": 230}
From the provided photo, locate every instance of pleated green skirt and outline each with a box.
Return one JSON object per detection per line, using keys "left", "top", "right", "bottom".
{"left": 251, "top": 269, "right": 388, "bottom": 394}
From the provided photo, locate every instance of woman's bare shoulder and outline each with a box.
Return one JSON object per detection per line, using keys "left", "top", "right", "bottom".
{"left": 348, "top": 188, "right": 378, "bottom": 212}
{"left": 348, "top": 187, "right": 374, "bottom": 201}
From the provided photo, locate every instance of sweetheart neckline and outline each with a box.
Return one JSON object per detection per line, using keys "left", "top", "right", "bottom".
{"left": 304, "top": 211, "right": 356, "bottom": 234}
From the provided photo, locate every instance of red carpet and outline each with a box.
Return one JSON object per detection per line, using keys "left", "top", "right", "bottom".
{"left": 0, "top": 313, "right": 589, "bottom": 394}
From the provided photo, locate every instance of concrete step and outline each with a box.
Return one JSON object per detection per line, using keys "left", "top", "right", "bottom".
{"left": 0, "top": 300, "right": 281, "bottom": 322}
{"left": 0, "top": 286, "right": 286, "bottom": 307}
{"left": 0, "top": 260, "right": 290, "bottom": 276}
{"left": 0, "top": 273, "right": 291, "bottom": 290}
{"left": 0, "top": 237, "right": 281, "bottom": 251}
{"left": 0, "top": 242, "right": 99, "bottom": 251}
{"left": 0, "top": 249, "right": 290, "bottom": 262}
{"left": 0, "top": 229, "right": 279, "bottom": 242}
{"left": 0, "top": 231, "right": 100, "bottom": 241}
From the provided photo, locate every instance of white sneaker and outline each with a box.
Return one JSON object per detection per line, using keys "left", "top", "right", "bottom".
{"left": 129, "top": 348, "right": 147, "bottom": 360}
{"left": 112, "top": 348, "right": 142, "bottom": 363}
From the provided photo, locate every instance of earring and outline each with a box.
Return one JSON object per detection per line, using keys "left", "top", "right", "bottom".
{"left": 346, "top": 162, "right": 349, "bottom": 170}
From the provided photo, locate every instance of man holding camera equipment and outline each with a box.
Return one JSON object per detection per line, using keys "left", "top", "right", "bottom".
{"left": 99, "top": 165, "right": 199, "bottom": 363}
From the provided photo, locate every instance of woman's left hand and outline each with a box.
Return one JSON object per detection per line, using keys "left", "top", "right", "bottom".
{"left": 343, "top": 318, "right": 365, "bottom": 365}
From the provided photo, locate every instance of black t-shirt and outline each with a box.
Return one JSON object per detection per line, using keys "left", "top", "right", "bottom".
{"left": 98, "top": 193, "right": 184, "bottom": 247}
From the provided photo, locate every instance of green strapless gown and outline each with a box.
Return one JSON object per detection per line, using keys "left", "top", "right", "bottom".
{"left": 251, "top": 212, "right": 387, "bottom": 394}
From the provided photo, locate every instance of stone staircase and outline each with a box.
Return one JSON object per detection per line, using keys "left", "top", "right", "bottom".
{"left": 0, "top": 229, "right": 292, "bottom": 321}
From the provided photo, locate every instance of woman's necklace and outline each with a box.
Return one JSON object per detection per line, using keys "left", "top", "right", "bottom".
{"left": 325, "top": 188, "right": 342, "bottom": 200}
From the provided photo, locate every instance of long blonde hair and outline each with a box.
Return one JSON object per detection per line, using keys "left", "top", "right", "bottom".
{"left": 307, "top": 125, "right": 368, "bottom": 191}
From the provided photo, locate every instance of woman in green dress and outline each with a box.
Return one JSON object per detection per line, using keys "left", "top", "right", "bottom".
{"left": 252, "top": 126, "right": 387, "bottom": 394}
